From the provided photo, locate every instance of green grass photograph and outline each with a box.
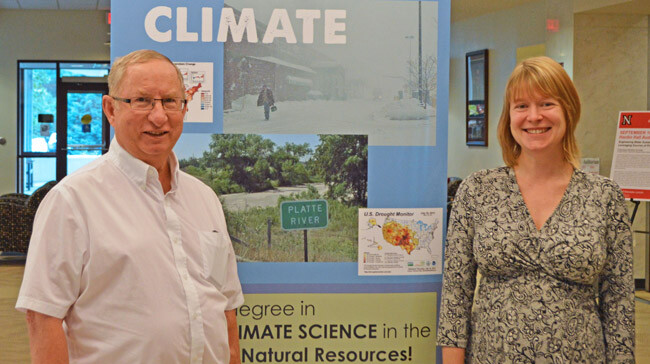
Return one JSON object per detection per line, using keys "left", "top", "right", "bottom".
{"left": 177, "top": 133, "right": 367, "bottom": 262}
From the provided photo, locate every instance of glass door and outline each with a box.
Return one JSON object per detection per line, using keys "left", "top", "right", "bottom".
{"left": 56, "top": 81, "right": 109, "bottom": 180}
{"left": 18, "top": 61, "right": 109, "bottom": 193}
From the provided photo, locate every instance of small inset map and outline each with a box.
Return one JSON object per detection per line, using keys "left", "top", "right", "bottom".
{"left": 358, "top": 208, "right": 442, "bottom": 276}
{"left": 174, "top": 61, "right": 213, "bottom": 124}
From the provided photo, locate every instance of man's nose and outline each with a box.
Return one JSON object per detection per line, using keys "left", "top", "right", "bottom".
{"left": 148, "top": 100, "right": 168, "bottom": 125}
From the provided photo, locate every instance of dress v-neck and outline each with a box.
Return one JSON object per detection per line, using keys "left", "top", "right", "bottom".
{"left": 508, "top": 167, "right": 576, "bottom": 233}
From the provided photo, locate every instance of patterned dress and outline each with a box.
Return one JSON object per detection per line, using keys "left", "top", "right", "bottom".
{"left": 437, "top": 167, "right": 635, "bottom": 363}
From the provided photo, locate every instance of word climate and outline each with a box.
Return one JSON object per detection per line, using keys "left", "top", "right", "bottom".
{"left": 145, "top": 7, "right": 347, "bottom": 44}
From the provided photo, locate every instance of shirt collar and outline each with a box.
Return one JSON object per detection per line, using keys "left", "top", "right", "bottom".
{"left": 106, "top": 138, "right": 179, "bottom": 193}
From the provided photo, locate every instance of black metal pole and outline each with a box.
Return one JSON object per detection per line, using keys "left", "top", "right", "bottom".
{"left": 631, "top": 199, "right": 641, "bottom": 223}
{"left": 267, "top": 218, "right": 272, "bottom": 248}
{"left": 304, "top": 230, "right": 308, "bottom": 262}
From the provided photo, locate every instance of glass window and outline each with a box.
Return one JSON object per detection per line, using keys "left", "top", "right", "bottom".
{"left": 67, "top": 92, "right": 104, "bottom": 151}
{"left": 60, "top": 62, "right": 110, "bottom": 77}
{"left": 20, "top": 64, "right": 57, "bottom": 153}
{"left": 66, "top": 92, "right": 105, "bottom": 175}
{"left": 21, "top": 157, "right": 56, "bottom": 195}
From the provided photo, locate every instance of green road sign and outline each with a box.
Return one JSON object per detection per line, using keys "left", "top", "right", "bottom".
{"left": 280, "top": 199, "right": 328, "bottom": 231}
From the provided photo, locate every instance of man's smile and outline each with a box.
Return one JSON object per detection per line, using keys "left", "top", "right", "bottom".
{"left": 144, "top": 131, "right": 168, "bottom": 136}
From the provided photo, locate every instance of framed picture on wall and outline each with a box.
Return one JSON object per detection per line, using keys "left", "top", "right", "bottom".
{"left": 466, "top": 49, "right": 488, "bottom": 146}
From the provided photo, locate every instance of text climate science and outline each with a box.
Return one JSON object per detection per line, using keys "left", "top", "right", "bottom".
{"left": 144, "top": 7, "right": 347, "bottom": 44}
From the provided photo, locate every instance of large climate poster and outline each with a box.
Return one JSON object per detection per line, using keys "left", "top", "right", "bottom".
{"left": 112, "top": 0, "right": 450, "bottom": 362}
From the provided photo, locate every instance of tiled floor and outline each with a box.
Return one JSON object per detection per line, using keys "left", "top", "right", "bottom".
{"left": 637, "top": 291, "right": 650, "bottom": 363}
{"left": 1, "top": 264, "right": 649, "bottom": 363}
{"left": 0, "top": 264, "right": 30, "bottom": 364}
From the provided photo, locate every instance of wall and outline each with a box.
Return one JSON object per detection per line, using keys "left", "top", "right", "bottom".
{"left": 574, "top": 13, "right": 647, "bottom": 177}
{"left": 448, "top": 1, "right": 546, "bottom": 179}
{"left": 573, "top": 0, "right": 631, "bottom": 13}
{"left": 573, "top": 12, "right": 649, "bottom": 282}
{"left": 0, "top": 10, "right": 109, "bottom": 194}
{"left": 544, "top": 0, "right": 574, "bottom": 77}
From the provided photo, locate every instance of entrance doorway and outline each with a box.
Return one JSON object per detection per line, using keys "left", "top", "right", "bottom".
{"left": 17, "top": 61, "right": 110, "bottom": 193}
{"left": 57, "top": 79, "right": 109, "bottom": 180}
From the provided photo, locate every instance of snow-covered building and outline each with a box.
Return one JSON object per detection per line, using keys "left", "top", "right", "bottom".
{"left": 223, "top": 4, "right": 346, "bottom": 110}
{"left": 311, "top": 61, "right": 345, "bottom": 101}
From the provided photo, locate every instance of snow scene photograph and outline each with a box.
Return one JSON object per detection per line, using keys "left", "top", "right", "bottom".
{"left": 221, "top": 0, "right": 438, "bottom": 146}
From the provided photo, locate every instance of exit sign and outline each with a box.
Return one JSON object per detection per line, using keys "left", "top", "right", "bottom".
{"left": 280, "top": 199, "right": 328, "bottom": 231}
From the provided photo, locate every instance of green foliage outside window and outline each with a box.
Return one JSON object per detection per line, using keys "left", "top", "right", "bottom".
{"left": 25, "top": 69, "right": 103, "bottom": 154}
{"left": 66, "top": 93, "right": 103, "bottom": 154}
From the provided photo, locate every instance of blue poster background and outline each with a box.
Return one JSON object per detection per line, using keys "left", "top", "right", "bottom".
{"left": 112, "top": 0, "right": 225, "bottom": 133}
{"left": 111, "top": 0, "right": 450, "bottom": 360}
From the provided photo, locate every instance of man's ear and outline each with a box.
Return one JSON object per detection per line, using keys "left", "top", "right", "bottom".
{"left": 102, "top": 95, "right": 116, "bottom": 127}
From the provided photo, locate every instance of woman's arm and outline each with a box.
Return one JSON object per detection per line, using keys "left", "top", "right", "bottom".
{"left": 599, "top": 186, "right": 635, "bottom": 362}
{"left": 437, "top": 179, "right": 478, "bottom": 351}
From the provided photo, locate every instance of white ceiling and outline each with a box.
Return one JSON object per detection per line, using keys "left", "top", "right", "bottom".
{"left": 0, "top": 0, "right": 533, "bottom": 16}
{"left": 0, "top": 0, "right": 648, "bottom": 20}
{"left": 0, "top": 0, "right": 109, "bottom": 10}
{"left": 452, "top": 0, "right": 650, "bottom": 22}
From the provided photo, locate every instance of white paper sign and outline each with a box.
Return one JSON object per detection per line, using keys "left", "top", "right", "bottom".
{"left": 358, "top": 208, "right": 442, "bottom": 276}
{"left": 580, "top": 158, "right": 600, "bottom": 174}
{"left": 610, "top": 111, "right": 650, "bottom": 200}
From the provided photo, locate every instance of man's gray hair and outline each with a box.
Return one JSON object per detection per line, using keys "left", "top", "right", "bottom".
{"left": 108, "top": 49, "right": 185, "bottom": 95}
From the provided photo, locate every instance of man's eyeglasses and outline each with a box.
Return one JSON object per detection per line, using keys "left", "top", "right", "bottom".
{"left": 111, "top": 96, "right": 187, "bottom": 111}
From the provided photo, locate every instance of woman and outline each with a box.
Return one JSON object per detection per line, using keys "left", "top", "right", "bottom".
{"left": 437, "top": 57, "right": 635, "bottom": 363}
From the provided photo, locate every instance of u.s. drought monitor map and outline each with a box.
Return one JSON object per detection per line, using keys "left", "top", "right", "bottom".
{"left": 358, "top": 208, "right": 442, "bottom": 276}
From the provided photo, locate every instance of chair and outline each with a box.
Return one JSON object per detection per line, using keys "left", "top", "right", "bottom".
{"left": 0, "top": 181, "right": 57, "bottom": 254}
{"left": 0, "top": 193, "right": 29, "bottom": 205}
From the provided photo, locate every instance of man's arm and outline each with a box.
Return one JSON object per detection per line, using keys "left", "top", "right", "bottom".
{"left": 226, "top": 309, "right": 240, "bottom": 364}
{"left": 25, "top": 310, "right": 68, "bottom": 364}
{"left": 441, "top": 346, "right": 465, "bottom": 364}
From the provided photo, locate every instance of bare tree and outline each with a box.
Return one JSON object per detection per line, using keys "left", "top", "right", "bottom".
{"left": 406, "top": 54, "right": 437, "bottom": 107}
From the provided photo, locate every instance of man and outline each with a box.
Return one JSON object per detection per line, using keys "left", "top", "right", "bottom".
{"left": 256, "top": 84, "right": 275, "bottom": 120}
{"left": 16, "top": 49, "right": 244, "bottom": 364}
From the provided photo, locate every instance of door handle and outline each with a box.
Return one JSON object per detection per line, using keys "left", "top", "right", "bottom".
{"left": 61, "top": 148, "right": 108, "bottom": 152}
{"left": 63, "top": 145, "right": 107, "bottom": 151}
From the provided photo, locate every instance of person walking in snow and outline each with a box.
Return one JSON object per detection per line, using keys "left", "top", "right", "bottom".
{"left": 257, "top": 84, "right": 275, "bottom": 120}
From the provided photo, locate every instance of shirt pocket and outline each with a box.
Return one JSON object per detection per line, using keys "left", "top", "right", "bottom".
{"left": 197, "top": 230, "right": 230, "bottom": 289}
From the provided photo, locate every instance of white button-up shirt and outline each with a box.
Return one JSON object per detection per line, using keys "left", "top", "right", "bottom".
{"left": 16, "top": 139, "right": 244, "bottom": 364}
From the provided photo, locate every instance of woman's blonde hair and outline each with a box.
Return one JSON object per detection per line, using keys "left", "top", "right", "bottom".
{"left": 108, "top": 49, "right": 184, "bottom": 95}
{"left": 497, "top": 56, "right": 581, "bottom": 168}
